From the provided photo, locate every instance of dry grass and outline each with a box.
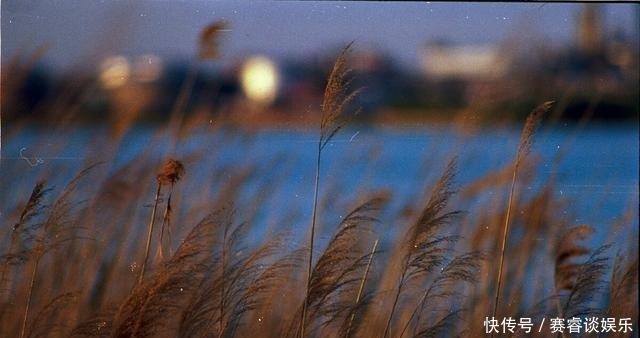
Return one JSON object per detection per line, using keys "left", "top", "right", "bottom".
{"left": 492, "top": 101, "right": 553, "bottom": 330}
{"left": 0, "top": 29, "right": 637, "bottom": 338}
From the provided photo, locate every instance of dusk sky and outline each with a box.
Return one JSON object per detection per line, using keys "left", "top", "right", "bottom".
{"left": 2, "top": 1, "right": 638, "bottom": 71}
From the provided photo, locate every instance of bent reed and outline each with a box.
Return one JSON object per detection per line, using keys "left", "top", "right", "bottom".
{"left": 0, "top": 24, "right": 637, "bottom": 338}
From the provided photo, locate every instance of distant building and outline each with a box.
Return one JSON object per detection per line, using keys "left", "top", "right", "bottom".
{"left": 420, "top": 41, "right": 512, "bottom": 80}
{"left": 417, "top": 40, "right": 516, "bottom": 107}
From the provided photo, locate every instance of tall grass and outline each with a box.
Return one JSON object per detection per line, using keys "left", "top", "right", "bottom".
{"left": 138, "top": 159, "right": 184, "bottom": 285}
{"left": 491, "top": 101, "right": 553, "bottom": 329}
{"left": 300, "top": 42, "right": 361, "bottom": 338}
{"left": 0, "top": 26, "right": 637, "bottom": 338}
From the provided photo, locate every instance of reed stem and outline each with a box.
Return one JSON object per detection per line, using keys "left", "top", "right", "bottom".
{"left": 383, "top": 280, "right": 404, "bottom": 338}
{"left": 158, "top": 183, "right": 175, "bottom": 260}
{"left": 138, "top": 183, "right": 162, "bottom": 285}
{"left": 492, "top": 102, "right": 551, "bottom": 336}
{"left": 218, "top": 223, "right": 229, "bottom": 338}
{"left": 346, "top": 239, "right": 378, "bottom": 338}
{"left": 491, "top": 159, "right": 519, "bottom": 338}
{"left": 19, "top": 256, "right": 40, "bottom": 338}
{"left": 300, "top": 140, "right": 322, "bottom": 338}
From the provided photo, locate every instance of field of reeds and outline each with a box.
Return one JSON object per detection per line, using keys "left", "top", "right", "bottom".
{"left": 1, "top": 22, "right": 638, "bottom": 338}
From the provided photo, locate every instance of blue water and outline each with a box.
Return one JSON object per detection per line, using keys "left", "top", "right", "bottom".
{"left": 1, "top": 125, "right": 638, "bottom": 248}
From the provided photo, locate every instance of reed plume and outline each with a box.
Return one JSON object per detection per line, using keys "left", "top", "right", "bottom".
{"left": 177, "top": 208, "right": 292, "bottom": 338}
{"left": 319, "top": 42, "right": 362, "bottom": 152}
{"left": 25, "top": 292, "right": 77, "bottom": 338}
{"left": 492, "top": 101, "right": 553, "bottom": 327}
{"left": 399, "top": 251, "right": 483, "bottom": 338}
{"left": 13, "top": 181, "right": 49, "bottom": 231}
{"left": 383, "top": 158, "right": 461, "bottom": 338}
{"left": 199, "top": 21, "right": 228, "bottom": 61}
{"left": 114, "top": 209, "right": 223, "bottom": 337}
{"left": 561, "top": 244, "right": 611, "bottom": 319}
{"left": 554, "top": 225, "right": 594, "bottom": 292}
{"left": 69, "top": 309, "right": 115, "bottom": 338}
{"left": 301, "top": 42, "right": 361, "bottom": 338}
{"left": 413, "top": 308, "right": 463, "bottom": 338}
{"left": 300, "top": 196, "right": 386, "bottom": 336}
{"left": 167, "top": 20, "right": 227, "bottom": 144}
{"left": 605, "top": 253, "right": 638, "bottom": 332}
{"left": 157, "top": 159, "right": 185, "bottom": 260}
{"left": 0, "top": 181, "right": 49, "bottom": 301}
{"left": 551, "top": 224, "right": 611, "bottom": 332}
{"left": 17, "top": 164, "right": 98, "bottom": 338}
{"left": 139, "top": 159, "right": 184, "bottom": 285}
{"left": 157, "top": 159, "right": 186, "bottom": 186}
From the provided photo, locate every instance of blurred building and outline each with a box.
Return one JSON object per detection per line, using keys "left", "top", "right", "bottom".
{"left": 414, "top": 4, "right": 638, "bottom": 119}
{"left": 417, "top": 40, "right": 515, "bottom": 108}
{"left": 420, "top": 42, "right": 512, "bottom": 80}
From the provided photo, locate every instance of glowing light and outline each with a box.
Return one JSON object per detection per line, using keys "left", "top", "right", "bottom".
{"left": 100, "top": 56, "right": 130, "bottom": 89}
{"left": 240, "top": 56, "right": 279, "bottom": 105}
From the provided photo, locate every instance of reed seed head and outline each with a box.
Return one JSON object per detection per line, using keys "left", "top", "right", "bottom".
{"left": 199, "top": 21, "right": 228, "bottom": 60}
{"left": 157, "top": 159, "right": 185, "bottom": 185}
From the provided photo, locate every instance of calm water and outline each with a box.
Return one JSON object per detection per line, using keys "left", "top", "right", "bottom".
{"left": 1, "top": 125, "right": 638, "bottom": 246}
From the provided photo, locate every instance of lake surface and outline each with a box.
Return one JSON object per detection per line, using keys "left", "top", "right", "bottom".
{"left": 1, "top": 124, "right": 638, "bottom": 247}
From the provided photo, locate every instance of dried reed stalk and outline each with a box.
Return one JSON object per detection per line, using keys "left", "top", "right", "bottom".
{"left": 0, "top": 181, "right": 48, "bottom": 301}
{"left": 139, "top": 159, "right": 184, "bottom": 285}
{"left": 167, "top": 20, "right": 227, "bottom": 150}
{"left": 158, "top": 183, "right": 175, "bottom": 260}
{"left": 300, "top": 195, "right": 384, "bottom": 337}
{"left": 17, "top": 165, "right": 97, "bottom": 338}
{"left": 345, "top": 238, "right": 378, "bottom": 338}
{"left": 300, "top": 42, "right": 359, "bottom": 338}
{"left": 383, "top": 159, "right": 460, "bottom": 338}
{"left": 19, "top": 256, "right": 40, "bottom": 338}
{"left": 138, "top": 183, "right": 162, "bottom": 286}
{"left": 491, "top": 101, "right": 553, "bottom": 335}
{"left": 491, "top": 101, "right": 553, "bottom": 337}
{"left": 399, "top": 252, "right": 482, "bottom": 338}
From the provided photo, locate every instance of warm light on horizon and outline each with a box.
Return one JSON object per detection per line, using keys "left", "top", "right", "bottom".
{"left": 99, "top": 56, "right": 130, "bottom": 89}
{"left": 240, "top": 56, "right": 279, "bottom": 105}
